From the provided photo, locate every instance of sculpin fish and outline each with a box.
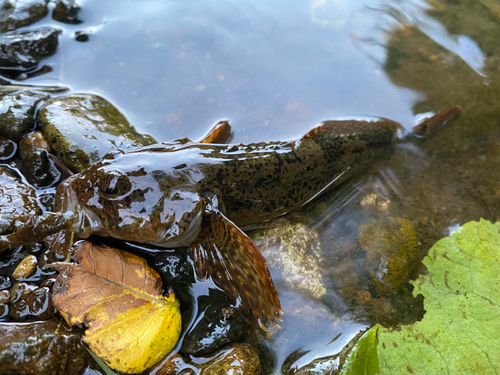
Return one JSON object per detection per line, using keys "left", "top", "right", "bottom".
{"left": 0, "top": 106, "right": 461, "bottom": 325}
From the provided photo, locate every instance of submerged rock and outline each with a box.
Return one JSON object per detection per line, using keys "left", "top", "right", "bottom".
{"left": 198, "top": 343, "right": 261, "bottom": 374}
{"left": 0, "top": 28, "right": 60, "bottom": 71}
{"left": 52, "top": 0, "right": 80, "bottom": 24}
{"left": 9, "top": 282, "right": 55, "bottom": 320}
{"left": 0, "top": 319, "right": 102, "bottom": 374}
{"left": 257, "top": 222, "right": 327, "bottom": 299}
{"left": 0, "top": 0, "right": 48, "bottom": 32}
{"left": 181, "top": 289, "right": 248, "bottom": 356}
{"left": 0, "top": 90, "right": 49, "bottom": 141}
{"left": 20, "top": 131, "right": 52, "bottom": 159}
{"left": 358, "top": 217, "right": 420, "bottom": 295}
{"left": 38, "top": 94, "right": 157, "bottom": 172}
{"left": 0, "top": 166, "right": 43, "bottom": 235}
{"left": 0, "top": 136, "right": 16, "bottom": 160}
{"left": 22, "top": 147, "right": 61, "bottom": 187}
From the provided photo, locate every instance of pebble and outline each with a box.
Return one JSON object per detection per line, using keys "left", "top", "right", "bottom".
{"left": 12, "top": 255, "right": 38, "bottom": 279}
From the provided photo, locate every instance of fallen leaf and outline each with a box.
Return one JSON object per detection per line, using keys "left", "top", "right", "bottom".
{"left": 48, "top": 241, "right": 182, "bottom": 374}
{"left": 378, "top": 219, "right": 500, "bottom": 373}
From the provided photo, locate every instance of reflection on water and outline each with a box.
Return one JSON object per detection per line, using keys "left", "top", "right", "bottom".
{"left": 9, "top": 0, "right": 500, "bottom": 372}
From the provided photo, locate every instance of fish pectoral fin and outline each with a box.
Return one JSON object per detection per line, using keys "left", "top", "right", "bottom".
{"left": 190, "top": 207, "right": 282, "bottom": 326}
{"left": 198, "top": 121, "right": 232, "bottom": 144}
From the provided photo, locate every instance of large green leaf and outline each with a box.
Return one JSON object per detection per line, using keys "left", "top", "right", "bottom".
{"left": 378, "top": 219, "right": 500, "bottom": 373}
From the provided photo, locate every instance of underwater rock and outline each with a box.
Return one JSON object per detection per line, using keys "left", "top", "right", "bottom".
{"left": 12, "top": 254, "right": 37, "bottom": 279}
{"left": 22, "top": 147, "right": 61, "bottom": 187}
{"left": 0, "top": 319, "right": 101, "bottom": 374}
{"left": 155, "top": 353, "right": 195, "bottom": 374}
{"left": 0, "top": 0, "right": 48, "bottom": 32}
{"left": 0, "top": 28, "right": 60, "bottom": 71}
{"left": 74, "top": 31, "right": 89, "bottom": 42}
{"left": 19, "top": 131, "right": 52, "bottom": 159}
{"left": 358, "top": 217, "right": 420, "bottom": 295}
{"left": 38, "top": 94, "right": 157, "bottom": 172}
{"left": 181, "top": 289, "right": 248, "bottom": 356}
{"left": 257, "top": 222, "right": 327, "bottom": 299}
{"left": 198, "top": 343, "right": 261, "bottom": 374}
{"left": 0, "top": 91, "right": 50, "bottom": 141}
{"left": 0, "top": 136, "right": 16, "bottom": 160}
{"left": 153, "top": 251, "right": 195, "bottom": 286}
{"left": 0, "top": 166, "right": 43, "bottom": 235}
{"left": 9, "top": 281, "right": 55, "bottom": 320}
{"left": 52, "top": 0, "right": 80, "bottom": 24}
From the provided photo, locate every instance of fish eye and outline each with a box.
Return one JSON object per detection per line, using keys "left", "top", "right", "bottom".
{"left": 98, "top": 172, "right": 132, "bottom": 199}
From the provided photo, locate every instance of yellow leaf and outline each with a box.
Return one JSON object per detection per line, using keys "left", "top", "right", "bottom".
{"left": 48, "top": 241, "right": 181, "bottom": 373}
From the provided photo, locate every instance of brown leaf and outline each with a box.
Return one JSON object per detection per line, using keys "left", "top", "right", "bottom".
{"left": 48, "top": 241, "right": 182, "bottom": 374}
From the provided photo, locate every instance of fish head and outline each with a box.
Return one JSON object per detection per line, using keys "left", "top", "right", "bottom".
{"left": 55, "top": 148, "right": 205, "bottom": 247}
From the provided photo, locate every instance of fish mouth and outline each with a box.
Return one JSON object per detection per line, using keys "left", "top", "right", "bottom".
{"left": 55, "top": 177, "right": 103, "bottom": 238}
{"left": 151, "top": 207, "right": 203, "bottom": 248}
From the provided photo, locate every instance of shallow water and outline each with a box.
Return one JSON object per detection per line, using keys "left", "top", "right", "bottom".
{"left": 10, "top": 0, "right": 500, "bottom": 372}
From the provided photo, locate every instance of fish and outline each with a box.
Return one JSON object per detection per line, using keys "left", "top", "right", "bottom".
{"left": 0, "top": 106, "right": 462, "bottom": 325}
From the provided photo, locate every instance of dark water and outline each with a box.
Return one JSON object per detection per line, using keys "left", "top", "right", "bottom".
{"left": 17, "top": 0, "right": 500, "bottom": 372}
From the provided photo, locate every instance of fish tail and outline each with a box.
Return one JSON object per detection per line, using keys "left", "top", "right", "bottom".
{"left": 410, "top": 105, "right": 462, "bottom": 137}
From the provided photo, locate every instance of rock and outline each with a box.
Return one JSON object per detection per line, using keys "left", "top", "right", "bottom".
{"left": 0, "top": 136, "right": 16, "bottom": 160}
{"left": 0, "top": 166, "right": 43, "bottom": 235}
{"left": 154, "top": 353, "right": 195, "bottom": 375}
{"left": 154, "top": 251, "right": 195, "bottom": 286}
{"left": 0, "top": 290, "right": 10, "bottom": 303}
{"left": 38, "top": 94, "right": 157, "bottom": 172}
{"left": 181, "top": 289, "right": 248, "bottom": 356}
{"left": 256, "top": 222, "right": 327, "bottom": 299}
{"left": 22, "top": 147, "right": 61, "bottom": 187}
{"left": 358, "top": 217, "right": 420, "bottom": 295}
{"left": 9, "top": 282, "right": 55, "bottom": 320}
{"left": 0, "top": 91, "right": 50, "bottom": 141}
{"left": 52, "top": 0, "right": 80, "bottom": 24}
{"left": 20, "top": 131, "right": 52, "bottom": 159}
{"left": 0, "top": 27, "right": 60, "bottom": 71}
{"left": 0, "top": 0, "right": 49, "bottom": 32}
{"left": 12, "top": 254, "right": 37, "bottom": 279}
{"left": 74, "top": 30, "right": 89, "bottom": 42}
{"left": 0, "top": 276, "right": 11, "bottom": 290}
{"left": 0, "top": 319, "right": 103, "bottom": 374}
{"left": 198, "top": 343, "right": 261, "bottom": 374}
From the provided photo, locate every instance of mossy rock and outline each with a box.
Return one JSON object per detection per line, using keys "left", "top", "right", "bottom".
{"left": 358, "top": 217, "right": 419, "bottom": 295}
{"left": 38, "top": 94, "right": 157, "bottom": 172}
{"left": 0, "top": 90, "right": 49, "bottom": 141}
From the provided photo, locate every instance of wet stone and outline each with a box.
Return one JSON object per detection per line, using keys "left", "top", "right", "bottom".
{"left": 198, "top": 343, "right": 261, "bottom": 374}
{"left": 22, "top": 147, "right": 61, "bottom": 187}
{"left": 358, "top": 217, "right": 420, "bottom": 295}
{"left": 0, "top": 136, "right": 16, "bottom": 160}
{"left": 0, "top": 319, "right": 102, "bottom": 374}
{"left": 0, "top": 166, "right": 43, "bottom": 235}
{"left": 0, "top": 90, "right": 50, "bottom": 141}
{"left": 0, "top": 290, "right": 10, "bottom": 303}
{"left": 52, "top": 0, "right": 80, "bottom": 24}
{"left": 74, "top": 31, "right": 89, "bottom": 42}
{"left": 155, "top": 353, "right": 195, "bottom": 375}
{"left": 154, "top": 251, "right": 195, "bottom": 286}
{"left": 12, "top": 254, "right": 37, "bottom": 279}
{"left": 0, "top": 0, "right": 49, "bottom": 32}
{"left": 9, "top": 282, "right": 55, "bottom": 320}
{"left": 20, "top": 131, "right": 52, "bottom": 159}
{"left": 0, "top": 27, "right": 60, "bottom": 71}
{"left": 0, "top": 275, "right": 12, "bottom": 290}
{"left": 38, "top": 94, "right": 157, "bottom": 172}
{"left": 181, "top": 289, "right": 248, "bottom": 356}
